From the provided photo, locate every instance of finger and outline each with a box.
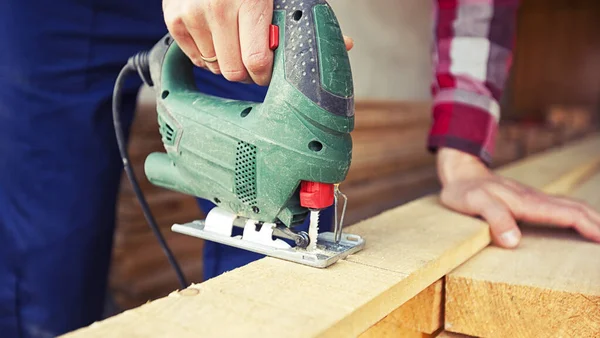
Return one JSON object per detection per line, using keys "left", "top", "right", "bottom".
{"left": 550, "top": 195, "right": 600, "bottom": 225}
{"left": 573, "top": 214, "right": 600, "bottom": 243}
{"left": 344, "top": 35, "right": 354, "bottom": 51}
{"left": 509, "top": 190, "right": 600, "bottom": 243}
{"left": 175, "top": 30, "right": 208, "bottom": 69}
{"left": 466, "top": 189, "right": 521, "bottom": 248}
{"left": 490, "top": 180, "right": 600, "bottom": 243}
{"left": 239, "top": 0, "right": 273, "bottom": 86}
{"left": 545, "top": 196, "right": 600, "bottom": 242}
{"left": 207, "top": 1, "right": 248, "bottom": 82}
{"left": 182, "top": 6, "right": 220, "bottom": 74}
{"left": 164, "top": 12, "right": 207, "bottom": 69}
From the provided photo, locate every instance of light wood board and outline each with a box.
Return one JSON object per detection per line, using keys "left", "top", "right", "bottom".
{"left": 360, "top": 279, "right": 443, "bottom": 336}
{"left": 445, "top": 172, "right": 600, "bottom": 337}
{"left": 65, "top": 195, "right": 491, "bottom": 338}
{"left": 360, "top": 324, "right": 440, "bottom": 338}
{"left": 495, "top": 134, "right": 600, "bottom": 189}
{"left": 63, "top": 134, "right": 600, "bottom": 338}
{"left": 435, "top": 331, "right": 472, "bottom": 338}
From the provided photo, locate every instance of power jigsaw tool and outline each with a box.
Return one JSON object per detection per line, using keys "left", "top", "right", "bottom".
{"left": 112, "top": 0, "right": 364, "bottom": 272}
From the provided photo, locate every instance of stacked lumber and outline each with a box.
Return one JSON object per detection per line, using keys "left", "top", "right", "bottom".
{"left": 444, "top": 150, "right": 600, "bottom": 337}
{"left": 108, "top": 94, "right": 598, "bottom": 311}
{"left": 446, "top": 226, "right": 600, "bottom": 337}
{"left": 65, "top": 133, "right": 600, "bottom": 338}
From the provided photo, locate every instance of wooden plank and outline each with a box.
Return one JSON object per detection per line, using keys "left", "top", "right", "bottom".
{"left": 361, "top": 279, "right": 444, "bottom": 335}
{"left": 66, "top": 198, "right": 491, "bottom": 338}
{"left": 538, "top": 156, "right": 600, "bottom": 195}
{"left": 66, "top": 134, "right": 600, "bottom": 338}
{"left": 360, "top": 324, "right": 439, "bottom": 338}
{"left": 445, "top": 171, "right": 600, "bottom": 337}
{"left": 495, "top": 134, "right": 600, "bottom": 186}
{"left": 435, "top": 331, "right": 472, "bottom": 338}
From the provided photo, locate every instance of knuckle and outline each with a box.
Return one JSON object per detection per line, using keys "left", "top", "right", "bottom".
{"left": 496, "top": 211, "right": 514, "bottom": 225}
{"left": 190, "top": 58, "right": 204, "bottom": 67}
{"left": 222, "top": 68, "right": 248, "bottom": 82}
{"left": 244, "top": 51, "right": 272, "bottom": 74}
{"left": 464, "top": 189, "right": 485, "bottom": 208}
{"left": 183, "top": 0, "right": 203, "bottom": 15}
{"left": 563, "top": 206, "right": 585, "bottom": 227}
{"left": 180, "top": 3, "right": 207, "bottom": 28}
{"left": 182, "top": 13, "right": 204, "bottom": 31}
{"left": 165, "top": 15, "right": 185, "bottom": 32}
{"left": 207, "top": 0, "right": 227, "bottom": 18}
{"left": 579, "top": 201, "right": 594, "bottom": 213}
{"left": 573, "top": 204, "right": 588, "bottom": 220}
{"left": 241, "top": 0, "right": 262, "bottom": 6}
{"left": 209, "top": 64, "right": 221, "bottom": 75}
{"left": 240, "top": 0, "right": 271, "bottom": 14}
{"left": 439, "top": 188, "right": 452, "bottom": 205}
{"left": 521, "top": 190, "right": 541, "bottom": 204}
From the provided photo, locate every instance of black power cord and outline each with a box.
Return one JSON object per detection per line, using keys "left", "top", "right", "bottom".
{"left": 112, "top": 53, "right": 188, "bottom": 289}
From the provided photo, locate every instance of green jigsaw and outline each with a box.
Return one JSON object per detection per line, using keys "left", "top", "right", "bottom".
{"left": 113, "top": 0, "right": 365, "bottom": 268}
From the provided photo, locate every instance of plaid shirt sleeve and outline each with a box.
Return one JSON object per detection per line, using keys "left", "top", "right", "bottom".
{"left": 427, "top": 0, "right": 521, "bottom": 166}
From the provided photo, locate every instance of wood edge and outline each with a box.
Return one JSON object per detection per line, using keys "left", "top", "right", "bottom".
{"left": 541, "top": 156, "right": 600, "bottom": 195}
{"left": 359, "top": 278, "right": 444, "bottom": 335}
{"left": 321, "top": 223, "right": 490, "bottom": 338}
{"left": 443, "top": 274, "right": 600, "bottom": 338}
{"left": 435, "top": 330, "right": 475, "bottom": 338}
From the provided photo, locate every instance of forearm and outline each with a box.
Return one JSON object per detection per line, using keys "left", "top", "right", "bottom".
{"left": 428, "top": 0, "right": 521, "bottom": 166}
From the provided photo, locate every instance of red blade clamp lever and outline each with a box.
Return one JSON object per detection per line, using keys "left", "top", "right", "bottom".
{"left": 299, "top": 181, "right": 334, "bottom": 209}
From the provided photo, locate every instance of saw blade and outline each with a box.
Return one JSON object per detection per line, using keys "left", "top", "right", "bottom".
{"left": 308, "top": 210, "right": 319, "bottom": 251}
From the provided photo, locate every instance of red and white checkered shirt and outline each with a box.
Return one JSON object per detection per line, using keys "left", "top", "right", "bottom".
{"left": 428, "top": 0, "right": 521, "bottom": 166}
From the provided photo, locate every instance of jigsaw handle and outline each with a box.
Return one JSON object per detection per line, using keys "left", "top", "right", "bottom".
{"left": 147, "top": 0, "right": 353, "bottom": 125}
{"left": 269, "top": 0, "right": 354, "bottom": 118}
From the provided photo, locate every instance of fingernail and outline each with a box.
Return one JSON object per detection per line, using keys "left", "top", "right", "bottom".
{"left": 500, "top": 229, "right": 520, "bottom": 247}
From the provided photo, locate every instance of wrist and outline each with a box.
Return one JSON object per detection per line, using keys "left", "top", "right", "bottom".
{"left": 436, "top": 147, "right": 491, "bottom": 186}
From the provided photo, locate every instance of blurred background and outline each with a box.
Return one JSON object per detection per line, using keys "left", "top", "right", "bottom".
{"left": 106, "top": 0, "right": 600, "bottom": 315}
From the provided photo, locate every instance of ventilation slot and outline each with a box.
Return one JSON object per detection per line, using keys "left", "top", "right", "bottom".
{"left": 158, "top": 115, "right": 177, "bottom": 146}
{"left": 164, "top": 124, "right": 174, "bottom": 142}
{"left": 235, "top": 141, "right": 257, "bottom": 206}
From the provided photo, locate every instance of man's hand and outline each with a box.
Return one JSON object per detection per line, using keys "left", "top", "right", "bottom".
{"left": 163, "top": 0, "right": 353, "bottom": 86}
{"left": 437, "top": 147, "right": 600, "bottom": 248}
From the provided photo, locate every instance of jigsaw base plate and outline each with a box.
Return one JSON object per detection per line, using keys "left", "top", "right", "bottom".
{"left": 171, "top": 220, "right": 365, "bottom": 268}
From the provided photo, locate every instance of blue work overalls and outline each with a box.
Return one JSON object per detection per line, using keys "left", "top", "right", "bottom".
{"left": 0, "top": 1, "right": 333, "bottom": 336}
